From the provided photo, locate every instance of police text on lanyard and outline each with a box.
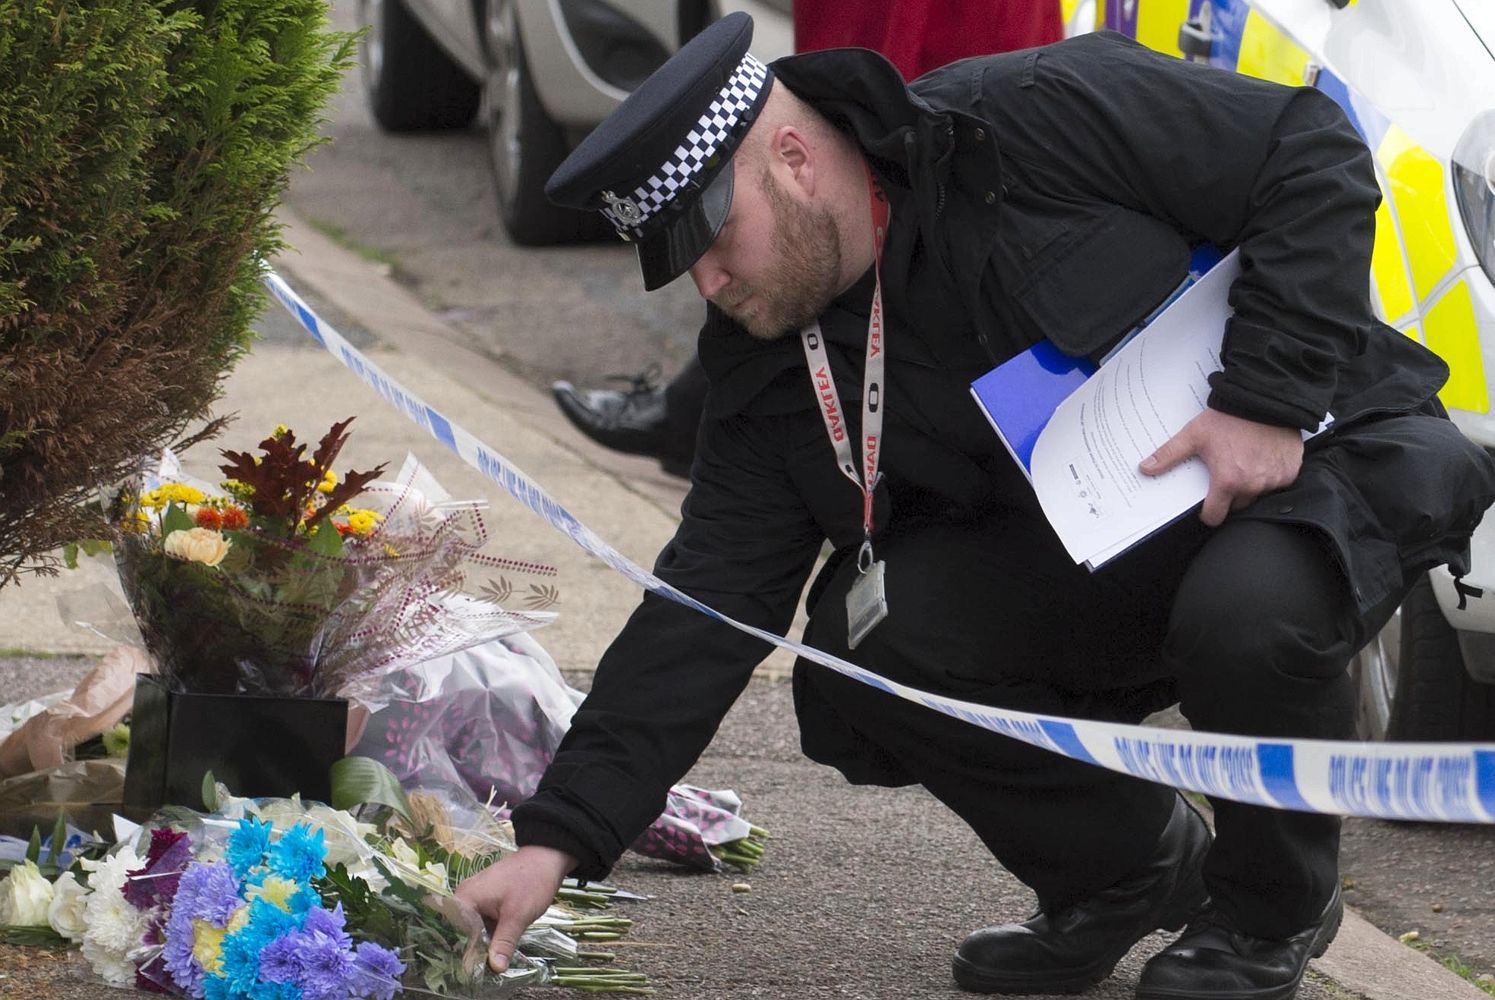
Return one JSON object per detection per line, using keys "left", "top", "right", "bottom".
{"left": 800, "top": 165, "right": 890, "bottom": 650}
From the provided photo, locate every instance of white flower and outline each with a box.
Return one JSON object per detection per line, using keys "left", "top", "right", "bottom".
{"left": 303, "top": 803, "right": 380, "bottom": 872}
{"left": 163, "top": 526, "right": 230, "bottom": 567}
{"left": 47, "top": 871, "right": 90, "bottom": 941}
{"left": 80, "top": 847, "right": 153, "bottom": 987}
{"left": 0, "top": 860, "right": 54, "bottom": 926}
{"left": 387, "top": 837, "right": 451, "bottom": 896}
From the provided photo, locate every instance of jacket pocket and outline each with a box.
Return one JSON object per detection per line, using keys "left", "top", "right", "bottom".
{"left": 991, "top": 201, "right": 1191, "bottom": 360}
{"left": 1245, "top": 414, "right": 1495, "bottom": 610}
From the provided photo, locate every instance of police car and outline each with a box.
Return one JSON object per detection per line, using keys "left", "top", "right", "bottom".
{"left": 1095, "top": 0, "right": 1495, "bottom": 741}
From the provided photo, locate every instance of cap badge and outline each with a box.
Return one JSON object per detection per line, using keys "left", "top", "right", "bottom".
{"left": 601, "top": 190, "right": 644, "bottom": 226}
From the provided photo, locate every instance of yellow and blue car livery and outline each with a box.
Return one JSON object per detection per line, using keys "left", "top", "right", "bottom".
{"left": 1094, "top": 0, "right": 1495, "bottom": 620}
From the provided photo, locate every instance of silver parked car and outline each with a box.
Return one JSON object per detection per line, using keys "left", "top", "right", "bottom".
{"left": 358, "top": 0, "right": 716, "bottom": 244}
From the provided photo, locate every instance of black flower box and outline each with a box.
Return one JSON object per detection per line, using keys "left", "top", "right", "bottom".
{"left": 121, "top": 674, "right": 348, "bottom": 820}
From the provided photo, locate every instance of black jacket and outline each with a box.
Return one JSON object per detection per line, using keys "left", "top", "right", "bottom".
{"left": 514, "top": 33, "right": 1495, "bottom": 878}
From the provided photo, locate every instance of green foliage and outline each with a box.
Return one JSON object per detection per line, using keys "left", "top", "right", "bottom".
{"left": 317, "top": 860, "right": 488, "bottom": 996}
{"left": 0, "top": 0, "right": 354, "bottom": 586}
{"left": 330, "top": 755, "right": 413, "bottom": 821}
{"left": 60, "top": 537, "right": 112, "bottom": 569}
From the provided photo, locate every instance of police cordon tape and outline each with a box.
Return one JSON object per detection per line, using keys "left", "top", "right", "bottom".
{"left": 263, "top": 269, "right": 1495, "bottom": 825}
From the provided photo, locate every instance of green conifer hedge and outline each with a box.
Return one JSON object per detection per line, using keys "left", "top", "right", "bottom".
{"left": 0, "top": 0, "right": 353, "bottom": 585}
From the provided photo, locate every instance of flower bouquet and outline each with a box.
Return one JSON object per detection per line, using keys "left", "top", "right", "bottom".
{"left": 353, "top": 637, "right": 770, "bottom": 874}
{"left": 0, "top": 779, "right": 654, "bottom": 997}
{"left": 115, "top": 419, "right": 557, "bottom": 698}
{"left": 111, "top": 420, "right": 560, "bottom": 812}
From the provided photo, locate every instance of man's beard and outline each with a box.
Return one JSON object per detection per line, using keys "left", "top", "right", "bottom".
{"left": 715, "top": 168, "right": 844, "bottom": 341}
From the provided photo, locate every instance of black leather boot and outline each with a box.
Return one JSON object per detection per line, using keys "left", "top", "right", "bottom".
{"left": 1134, "top": 886, "right": 1342, "bottom": 1000}
{"left": 953, "top": 795, "right": 1210, "bottom": 995}
{"left": 551, "top": 370, "right": 694, "bottom": 476}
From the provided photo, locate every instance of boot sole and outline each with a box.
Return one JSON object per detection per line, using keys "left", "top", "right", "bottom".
{"left": 1134, "top": 894, "right": 1344, "bottom": 1000}
{"left": 953, "top": 861, "right": 1210, "bottom": 995}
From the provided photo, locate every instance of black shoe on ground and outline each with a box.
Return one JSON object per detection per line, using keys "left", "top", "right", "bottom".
{"left": 952, "top": 795, "right": 1210, "bottom": 995}
{"left": 551, "top": 370, "right": 693, "bottom": 477}
{"left": 1134, "top": 886, "right": 1342, "bottom": 1000}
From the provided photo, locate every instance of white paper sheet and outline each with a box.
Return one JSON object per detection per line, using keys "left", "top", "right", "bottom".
{"left": 1032, "top": 252, "right": 1242, "bottom": 566}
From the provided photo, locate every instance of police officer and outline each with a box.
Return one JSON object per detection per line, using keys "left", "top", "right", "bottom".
{"left": 456, "top": 14, "right": 1495, "bottom": 999}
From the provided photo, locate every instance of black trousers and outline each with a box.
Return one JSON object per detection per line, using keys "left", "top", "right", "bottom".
{"left": 795, "top": 507, "right": 1403, "bottom": 939}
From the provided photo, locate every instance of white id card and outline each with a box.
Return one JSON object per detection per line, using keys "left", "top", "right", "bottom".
{"left": 846, "top": 559, "right": 889, "bottom": 650}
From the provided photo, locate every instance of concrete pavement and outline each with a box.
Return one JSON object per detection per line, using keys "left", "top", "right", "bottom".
{"left": 0, "top": 206, "right": 1485, "bottom": 999}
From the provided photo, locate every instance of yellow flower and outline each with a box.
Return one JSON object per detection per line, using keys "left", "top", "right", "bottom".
{"left": 163, "top": 527, "right": 231, "bottom": 567}
{"left": 272, "top": 424, "right": 290, "bottom": 438}
{"left": 192, "top": 919, "right": 226, "bottom": 974}
{"left": 162, "top": 483, "right": 206, "bottom": 505}
{"left": 248, "top": 875, "right": 300, "bottom": 912}
{"left": 345, "top": 509, "right": 380, "bottom": 536}
{"left": 316, "top": 469, "right": 338, "bottom": 494}
{"left": 220, "top": 479, "right": 254, "bottom": 502}
{"left": 226, "top": 905, "right": 249, "bottom": 934}
{"left": 138, "top": 482, "right": 207, "bottom": 511}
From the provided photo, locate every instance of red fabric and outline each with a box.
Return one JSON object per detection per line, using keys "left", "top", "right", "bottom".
{"left": 793, "top": 1, "right": 1064, "bottom": 80}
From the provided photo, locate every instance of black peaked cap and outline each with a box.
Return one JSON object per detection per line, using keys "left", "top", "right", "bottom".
{"left": 545, "top": 12, "right": 773, "bottom": 290}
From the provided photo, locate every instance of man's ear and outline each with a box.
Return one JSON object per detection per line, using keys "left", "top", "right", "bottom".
{"left": 769, "top": 125, "right": 815, "bottom": 196}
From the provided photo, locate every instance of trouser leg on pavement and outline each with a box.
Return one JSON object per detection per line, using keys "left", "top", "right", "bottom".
{"left": 1166, "top": 519, "right": 1400, "bottom": 938}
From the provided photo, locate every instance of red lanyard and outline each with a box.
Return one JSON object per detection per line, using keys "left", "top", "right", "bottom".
{"left": 800, "top": 165, "right": 890, "bottom": 553}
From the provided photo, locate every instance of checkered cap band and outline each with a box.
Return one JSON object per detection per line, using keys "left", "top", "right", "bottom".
{"left": 601, "top": 52, "right": 770, "bottom": 237}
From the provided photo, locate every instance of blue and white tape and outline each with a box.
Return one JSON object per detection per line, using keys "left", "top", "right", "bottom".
{"left": 263, "top": 270, "right": 1495, "bottom": 825}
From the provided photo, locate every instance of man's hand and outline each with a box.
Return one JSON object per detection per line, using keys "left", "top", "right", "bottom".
{"left": 1140, "top": 408, "right": 1303, "bottom": 527}
{"left": 454, "top": 844, "right": 577, "bottom": 973}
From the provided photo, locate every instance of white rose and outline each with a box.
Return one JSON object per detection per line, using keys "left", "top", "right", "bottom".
{"left": 387, "top": 838, "right": 450, "bottom": 895}
{"left": 47, "top": 871, "right": 90, "bottom": 941}
{"left": 0, "top": 860, "right": 55, "bottom": 926}
{"left": 163, "top": 526, "right": 230, "bottom": 567}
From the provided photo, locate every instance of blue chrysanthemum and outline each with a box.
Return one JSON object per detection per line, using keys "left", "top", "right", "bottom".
{"left": 201, "top": 974, "right": 233, "bottom": 1000}
{"left": 242, "top": 897, "right": 303, "bottom": 947}
{"left": 266, "top": 824, "right": 326, "bottom": 883}
{"left": 226, "top": 817, "right": 274, "bottom": 879}
{"left": 218, "top": 928, "right": 266, "bottom": 997}
{"left": 219, "top": 898, "right": 301, "bottom": 996}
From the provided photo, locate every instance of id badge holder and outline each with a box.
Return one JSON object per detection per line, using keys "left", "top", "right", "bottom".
{"left": 846, "top": 541, "right": 888, "bottom": 650}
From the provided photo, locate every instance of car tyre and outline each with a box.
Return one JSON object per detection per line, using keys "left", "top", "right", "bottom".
{"left": 1355, "top": 573, "right": 1495, "bottom": 741}
{"left": 484, "top": 0, "right": 612, "bottom": 245}
{"left": 360, "top": 0, "right": 480, "bottom": 132}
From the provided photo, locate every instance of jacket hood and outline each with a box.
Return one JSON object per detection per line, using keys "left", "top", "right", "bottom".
{"left": 770, "top": 48, "right": 938, "bottom": 187}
